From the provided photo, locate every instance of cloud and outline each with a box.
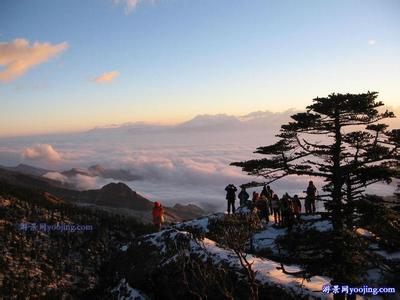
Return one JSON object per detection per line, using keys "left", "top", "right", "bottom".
{"left": 2, "top": 109, "right": 398, "bottom": 211}
{"left": 43, "top": 171, "right": 109, "bottom": 190}
{"left": 368, "top": 39, "right": 376, "bottom": 45}
{"left": 43, "top": 171, "right": 68, "bottom": 183}
{"left": 0, "top": 38, "right": 68, "bottom": 82}
{"left": 124, "top": 0, "right": 140, "bottom": 13}
{"left": 114, "top": 0, "right": 157, "bottom": 14}
{"left": 93, "top": 70, "right": 120, "bottom": 83}
{"left": 23, "top": 144, "right": 62, "bottom": 162}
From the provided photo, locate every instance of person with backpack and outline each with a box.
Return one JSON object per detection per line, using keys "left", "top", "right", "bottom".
{"left": 256, "top": 194, "right": 269, "bottom": 224}
{"left": 292, "top": 194, "right": 302, "bottom": 221}
{"left": 152, "top": 201, "right": 165, "bottom": 231}
{"left": 225, "top": 184, "right": 237, "bottom": 214}
{"left": 271, "top": 194, "right": 281, "bottom": 224}
{"left": 260, "top": 185, "right": 268, "bottom": 199}
{"left": 238, "top": 187, "right": 250, "bottom": 207}
{"left": 281, "top": 193, "right": 294, "bottom": 230}
{"left": 305, "top": 181, "right": 317, "bottom": 214}
{"left": 266, "top": 185, "right": 274, "bottom": 215}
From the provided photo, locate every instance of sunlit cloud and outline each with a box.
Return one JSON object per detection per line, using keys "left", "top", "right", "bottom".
{"left": 0, "top": 38, "right": 68, "bottom": 82}
{"left": 93, "top": 70, "right": 120, "bottom": 83}
{"left": 368, "top": 39, "right": 376, "bottom": 45}
{"left": 23, "top": 144, "right": 62, "bottom": 162}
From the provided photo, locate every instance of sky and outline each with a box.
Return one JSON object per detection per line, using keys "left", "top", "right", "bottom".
{"left": 1, "top": 0, "right": 400, "bottom": 137}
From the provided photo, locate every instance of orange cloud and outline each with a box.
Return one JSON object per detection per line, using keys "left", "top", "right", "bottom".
{"left": 0, "top": 38, "right": 68, "bottom": 82}
{"left": 23, "top": 144, "right": 62, "bottom": 162}
{"left": 93, "top": 70, "right": 120, "bottom": 83}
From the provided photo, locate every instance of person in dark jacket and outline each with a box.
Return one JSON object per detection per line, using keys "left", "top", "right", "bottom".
{"left": 256, "top": 195, "right": 269, "bottom": 224}
{"left": 292, "top": 194, "right": 302, "bottom": 221}
{"left": 305, "top": 181, "right": 317, "bottom": 214}
{"left": 225, "top": 184, "right": 237, "bottom": 214}
{"left": 238, "top": 187, "right": 250, "bottom": 207}
{"left": 271, "top": 194, "right": 281, "bottom": 224}
{"left": 281, "top": 193, "right": 294, "bottom": 230}
{"left": 266, "top": 185, "right": 274, "bottom": 215}
{"left": 260, "top": 185, "right": 268, "bottom": 198}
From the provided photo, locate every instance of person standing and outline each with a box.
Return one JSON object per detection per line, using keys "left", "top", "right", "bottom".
{"left": 152, "top": 201, "right": 165, "bottom": 231}
{"left": 225, "top": 184, "right": 237, "bottom": 214}
{"left": 271, "top": 194, "right": 281, "bottom": 224}
{"left": 266, "top": 185, "right": 274, "bottom": 215}
{"left": 260, "top": 185, "right": 268, "bottom": 199}
{"left": 238, "top": 187, "right": 250, "bottom": 207}
{"left": 256, "top": 195, "right": 269, "bottom": 224}
{"left": 281, "top": 193, "right": 294, "bottom": 230}
{"left": 306, "top": 181, "right": 317, "bottom": 214}
{"left": 252, "top": 191, "right": 259, "bottom": 203}
{"left": 292, "top": 194, "right": 302, "bottom": 221}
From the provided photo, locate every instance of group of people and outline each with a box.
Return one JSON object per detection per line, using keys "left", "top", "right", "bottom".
{"left": 151, "top": 181, "right": 318, "bottom": 232}
{"left": 225, "top": 181, "right": 318, "bottom": 230}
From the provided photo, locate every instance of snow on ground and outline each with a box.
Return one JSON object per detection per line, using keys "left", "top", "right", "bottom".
{"left": 201, "top": 237, "right": 333, "bottom": 299}
{"left": 174, "top": 213, "right": 224, "bottom": 233}
{"left": 144, "top": 229, "right": 332, "bottom": 299}
{"left": 301, "top": 214, "right": 324, "bottom": 221}
{"left": 375, "top": 250, "right": 400, "bottom": 261}
{"left": 307, "top": 219, "right": 333, "bottom": 232}
{"left": 252, "top": 214, "right": 333, "bottom": 253}
{"left": 112, "top": 278, "right": 148, "bottom": 300}
{"left": 364, "top": 268, "right": 384, "bottom": 284}
{"left": 252, "top": 226, "right": 286, "bottom": 252}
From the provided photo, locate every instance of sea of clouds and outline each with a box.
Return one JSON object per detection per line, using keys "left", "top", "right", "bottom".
{"left": 0, "top": 109, "right": 399, "bottom": 212}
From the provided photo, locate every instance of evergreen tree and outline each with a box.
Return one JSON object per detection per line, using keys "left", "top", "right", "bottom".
{"left": 232, "top": 92, "right": 400, "bottom": 294}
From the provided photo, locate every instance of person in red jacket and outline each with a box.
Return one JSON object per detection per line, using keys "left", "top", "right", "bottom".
{"left": 152, "top": 201, "right": 164, "bottom": 231}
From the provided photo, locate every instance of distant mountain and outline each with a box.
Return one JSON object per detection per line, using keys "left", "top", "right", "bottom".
{"left": 88, "top": 164, "right": 142, "bottom": 181}
{"left": 166, "top": 203, "right": 206, "bottom": 220}
{"left": 62, "top": 164, "right": 141, "bottom": 181}
{"left": 80, "top": 182, "right": 153, "bottom": 211}
{"left": 86, "top": 122, "right": 169, "bottom": 135}
{"left": 1, "top": 163, "right": 141, "bottom": 183}
{"left": 177, "top": 114, "right": 242, "bottom": 130}
{"left": 0, "top": 166, "right": 205, "bottom": 222}
{"left": 1, "top": 163, "right": 51, "bottom": 176}
{"left": 83, "top": 110, "right": 296, "bottom": 134}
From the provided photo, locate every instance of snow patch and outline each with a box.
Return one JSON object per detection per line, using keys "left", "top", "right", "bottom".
{"left": 143, "top": 229, "right": 332, "bottom": 299}
{"left": 112, "top": 278, "right": 147, "bottom": 300}
{"left": 375, "top": 250, "right": 400, "bottom": 261}
{"left": 174, "top": 213, "right": 224, "bottom": 233}
{"left": 252, "top": 226, "right": 286, "bottom": 252}
{"left": 308, "top": 220, "right": 332, "bottom": 232}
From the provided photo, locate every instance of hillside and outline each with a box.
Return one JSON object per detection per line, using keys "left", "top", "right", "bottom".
{"left": 111, "top": 204, "right": 400, "bottom": 299}
{"left": 0, "top": 181, "right": 154, "bottom": 299}
{"left": 1, "top": 177, "right": 399, "bottom": 299}
{"left": 0, "top": 166, "right": 205, "bottom": 223}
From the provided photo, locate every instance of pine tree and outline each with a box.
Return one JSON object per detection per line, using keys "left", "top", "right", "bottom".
{"left": 232, "top": 92, "right": 400, "bottom": 295}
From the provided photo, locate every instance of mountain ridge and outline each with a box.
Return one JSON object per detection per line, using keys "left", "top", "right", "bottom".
{"left": 0, "top": 166, "right": 204, "bottom": 223}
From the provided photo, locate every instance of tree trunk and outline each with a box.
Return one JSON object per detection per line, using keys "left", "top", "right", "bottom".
{"left": 331, "top": 108, "right": 346, "bottom": 299}
{"left": 332, "top": 108, "right": 343, "bottom": 233}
